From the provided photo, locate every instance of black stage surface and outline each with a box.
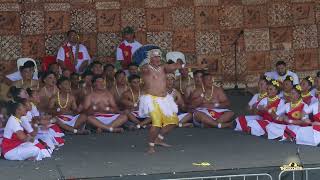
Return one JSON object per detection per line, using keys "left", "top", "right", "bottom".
{"left": 1, "top": 92, "right": 320, "bottom": 180}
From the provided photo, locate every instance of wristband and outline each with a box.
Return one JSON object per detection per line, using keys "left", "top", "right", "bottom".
{"left": 73, "top": 129, "right": 78, "bottom": 134}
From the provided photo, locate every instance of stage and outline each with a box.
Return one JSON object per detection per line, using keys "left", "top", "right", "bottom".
{"left": 1, "top": 93, "right": 320, "bottom": 180}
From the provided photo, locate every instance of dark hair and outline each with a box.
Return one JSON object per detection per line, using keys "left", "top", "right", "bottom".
{"left": 115, "top": 70, "right": 125, "bottom": 79}
{"left": 167, "top": 60, "right": 175, "bottom": 64}
{"left": 23, "top": 60, "right": 35, "bottom": 68}
{"left": 304, "top": 76, "right": 314, "bottom": 87}
{"left": 26, "top": 88, "right": 34, "bottom": 97}
{"left": 92, "top": 75, "right": 104, "bottom": 84}
{"left": 128, "top": 74, "right": 140, "bottom": 83}
{"left": 6, "top": 101, "right": 22, "bottom": 116}
{"left": 128, "top": 63, "right": 138, "bottom": 68}
{"left": 276, "top": 60, "right": 286, "bottom": 66}
{"left": 193, "top": 70, "right": 204, "bottom": 76}
{"left": 48, "top": 62, "right": 58, "bottom": 69}
{"left": 283, "top": 76, "right": 294, "bottom": 85}
{"left": 292, "top": 84, "right": 302, "bottom": 94}
{"left": 104, "top": 64, "right": 115, "bottom": 70}
{"left": 57, "top": 77, "right": 70, "bottom": 86}
{"left": 317, "top": 71, "right": 320, "bottom": 78}
{"left": 267, "top": 79, "right": 280, "bottom": 92}
{"left": 67, "top": 30, "right": 77, "bottom": 37}
{"left": 91, "top": 61, "right": 103, "bottom": 67}
{"left": 19, "top": 65, "right": 30, "bottom": 72}
{"left": 81, "top": 70, "right": 93, "bottom": 79}
{"left": 259, "top": 75, "right": 270, "bottom": 84}
{"left": 71, "top": 72, "right": 79, "bottom": 77}
{"left": 8, "top": 86, "right": 25, "bottom": 102}
{"left": 41, "top": 71, "right": 55, "bottom": 83}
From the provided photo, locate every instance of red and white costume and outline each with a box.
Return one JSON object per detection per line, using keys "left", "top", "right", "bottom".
{"left": 301, "top": 93, "right": 317, "bottom": 106}
{"left": 266, "top": 101, "right": 309, "bottom": 140}
{"left": 246, "top": 97, "right": 285, "bottom": 136}
{"left": 57, "top": 43, "right": 91, "bottom": 73}
{"left": 57, "top": 114, "right": 80, "bottom": 127}
{"left": 234, "top": 93, "right": 266, "bottom": 132}
{"left": 1, "top": 115, "right": 51, "bottom": 161}
{"left": 116, "top": 40, "right": 142, "bottom": 68}
{"left": 296, "top": 102, "right": 320, "bottom": 146}
{"left": 193, "top": 107, "right": 231, "bottom": 127}
{"left": 94, "top": 113, "right": 120, "bottom": 125}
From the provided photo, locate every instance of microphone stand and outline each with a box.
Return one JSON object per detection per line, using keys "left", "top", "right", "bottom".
{"left": 230, "top": 30, "right": 246, "bottom": 95}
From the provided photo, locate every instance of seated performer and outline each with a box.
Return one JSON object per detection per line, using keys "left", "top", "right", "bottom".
{"left": 138, "top": 49, "right": 205, "bottom": 153}
{"left": 83, "top": 76, "right": 128, "bottom": 133}
{"left": 6, "top": 59, "right": 38, "bottom": 82}
{"left": 12, "top": 64, "right": 39, "bottom": 90}
{"left": 184, "top": 70, "right": 204, "bottom": 101}
{"left": 266, "top": 84, "right": 310, "bottom": 141}
{"left": 48, "top": 77, "right": 89, "bottom": 135}
{"left": 300, "top": 76, "right": 317, "bottom": 105}
{"left": 247, "top": 80, "right": 285, "bottom": 137}
{"left": 166, "top": 73, "right": 193, "bottom": 128}
{"left": 2, "top": 101, "right": 51, "bottom": 161}
{"left": 234, "top": 76, "right": 269, "bottom": 132}
{"left": 265, "top": 60, "right": 299, "bottom": 85}
{"left": 110, "top": 70, "right": 128, "bottom": 107}
{"left": 175, "top": 63, "right": 194, "bottom": 96}
{"left": 90, "top": 61, "right": 104, "bottom": 76}
{"left": 57, "top": 30, "right": 90, "bottom": 74}
{"left": 103, "top": 64, "right": 116, "bottom": 90}
{"left": 127, "top": 63, "right": 139, "bottom": 76}
{"left": 116, "top": 26, "right": 142, "bottom": 69}
{"left": 278, "top": 76, "right": 294, "bottom": 103}
{"left": 39, "top": 72, "right": 58, "bottom": 112}
{"left": 192, "top": 73, "right": 234, "bottom": 128}
{"left": 121, "top": 74, "right": 151, "bottom": 129}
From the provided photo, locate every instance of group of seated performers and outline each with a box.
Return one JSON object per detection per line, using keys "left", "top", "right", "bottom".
{"left": 0, "top": 53, "right": 237, "bottom": 160}
{"left": 2, "top": 40, "right": 320, "bottom": 160}
{"left": 235, "top": 61, "right": 320, "bottom": 147}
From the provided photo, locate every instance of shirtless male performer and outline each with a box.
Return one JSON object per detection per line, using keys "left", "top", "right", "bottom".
{"left": 192, "top": 73, "right": 234, "bottom": 128}
{"left": 121, "top": 74, "right": 151, "bottom": 129}
{"left": 48, "top": 77, "right": 89, "bottom": 134}
{"left": 139, "top": 49, "right": 205, "bottom": 154}
{"left": 83, "top": 75, "right": 128, "bottom": 133}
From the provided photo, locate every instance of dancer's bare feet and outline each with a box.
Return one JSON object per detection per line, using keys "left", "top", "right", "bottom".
{"left": 147, "top": 146, "right": 156, "bottom": 154}
{"left": 155, "top": 138, "right": 172, "bottom": 147}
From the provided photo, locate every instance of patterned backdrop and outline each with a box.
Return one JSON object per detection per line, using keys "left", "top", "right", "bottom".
{"left": 1, "top": 0, "right": 320, "bottom": 88}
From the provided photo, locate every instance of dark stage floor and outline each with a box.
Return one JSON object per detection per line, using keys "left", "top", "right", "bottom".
{"left": 1, "top": 92, "right": 320, "bottom": 180}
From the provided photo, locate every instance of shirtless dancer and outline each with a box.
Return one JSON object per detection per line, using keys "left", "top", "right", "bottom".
{"left": 111, "top": 70, "right": 128, "bottom": 108}
{"left": 139, "top": 49, "right": 205, "bottom": 154}
{"left": 48, "top": 77, "right": 88, "bottom": 134}
{"left": 83, "top": 75, "right": 128, "bottom": 133}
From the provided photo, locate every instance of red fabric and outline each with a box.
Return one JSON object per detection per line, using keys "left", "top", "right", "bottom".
{"left": 303, "top": 96, "right": 312, "bottom": 105}
{"left": 54, "top": 137, "right": 65, "bottom": 145}
{"left": 62, "top": 44, "right": 77, "bottom": 72}
{"left": 35, "top": 142, "right": 45, "bottom": 150}
{"left": 313, "top": 113, "right": 320, "bottom": 122}
{"left": 207, "top": 109, "right": 224, "bottom": 119}
{"left": 257, "top": 120, "right": 269, "bottom": 132}
{"left": 313, "top": 125, "right": 320, "bottom": 132}
{"left": 262, "top": 99, "right": 281, "bottom": 121}
{"left": 41, "top": 56, "right": 56, "bottom": 72}
{"left": 94, "top": 113, "right": 117, "bottom": 118}
{"left": 284, "top": 127, "right": 296, "bottom": 138}
{"left": 287, "top": 104, "right": 304, "bottom": 121}
{"left": 119, "top": 43, "right": 132, "bottom": 69}
{"left": 238, "top": 115, "right": 250, "bottom": 133}
{"left": 49, "top": 124, "right": 63, "bottom": 133}
{"left": 1, "top": 133, "right": 23, "bottom": 155}
{"left": 57, "top": 115, "right": 72, "bottom": 122}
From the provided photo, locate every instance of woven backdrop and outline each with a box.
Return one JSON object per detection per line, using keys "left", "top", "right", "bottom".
{"left": 1, "top": 0, "right": 320, "bottom": 88}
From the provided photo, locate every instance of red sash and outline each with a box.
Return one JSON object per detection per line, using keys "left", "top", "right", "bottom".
{"left": 262, "top": 99, "right": 280, "bottom": 121}
{"left": 62, "top": 44, "right": 83, "bottom": 72}
{"left": 302, "top": 96, "right": 312, "bottom": 105}
{"left": 1, "top": 133, "right": 23, "bottom": 156}
{"left": 207, "top": 109, "right": 224, "bottom": 119}
{"left": 312, "top": 113, "right": 320, "bottom": 122}
{"left": 119, "top": 42, "right": 132, "bottom": 69}
{"left": 287, "top": 104, "right": 304, "bottom": 121}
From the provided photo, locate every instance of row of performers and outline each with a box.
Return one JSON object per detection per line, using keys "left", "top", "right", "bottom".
{"left": 0, "top": 71, "right": 235, "bottom": 161}
{"left": 235, "top": 75, "right": 320, "bottom": 146}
